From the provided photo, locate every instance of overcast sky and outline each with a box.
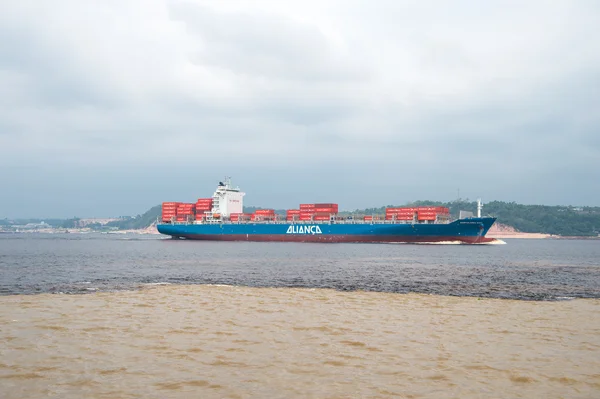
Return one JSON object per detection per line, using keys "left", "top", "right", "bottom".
{"left": 1, "top": 0, "right": 599, "bottom": 218}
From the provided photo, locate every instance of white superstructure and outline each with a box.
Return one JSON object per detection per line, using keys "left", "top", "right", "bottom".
{"left": 211, "top": 177, "right": 245, "bottom": 217}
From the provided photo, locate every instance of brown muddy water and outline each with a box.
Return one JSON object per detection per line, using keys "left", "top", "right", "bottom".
{"left": 1, "top": 285, "right": 599, "bottom": 398}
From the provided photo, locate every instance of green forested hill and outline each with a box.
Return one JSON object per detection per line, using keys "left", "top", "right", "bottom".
{"left": 341, "top": 200, "right": 600, "bottom": 237}
{"left": 106, "top": 201, "right": 600, "bottom": 237}
{"left": 104, "top": 205, "right": 162, "bottom": 230}
{"left": 482, "top": 201, "right": 600, "bottom": 236}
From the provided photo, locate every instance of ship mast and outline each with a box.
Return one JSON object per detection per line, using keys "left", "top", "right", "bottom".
{"left": 477, "top": 198, "right": 482, "bottom": 218}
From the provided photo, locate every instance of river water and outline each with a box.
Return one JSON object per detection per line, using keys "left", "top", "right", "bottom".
{"left": 1, "top": 234, "right": 599, "bottom": 398}
{"left": 1, "top": 233, "right": 599, "bottom": 299}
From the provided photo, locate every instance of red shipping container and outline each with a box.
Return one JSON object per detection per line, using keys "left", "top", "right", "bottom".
{"left": 299, "top": 204, "right": 315, "bottom": 210}
{"left": 386, "top": 207, "right": 418, "bottom": 213}
{"left": 315, "top": 203, "right": 337, "bottom": 207}
{"left": 364, "top": 216, "right": 373, "bottom": 221}
{"left": 299, "top": 215, "right": 312, "bottom": 221}
{"left": 314, "top": 208, "right": 337, "bottom": 213}
{"left": 386, "top": 207, "right": 415, "bottom": 211}
{"left": 255, "top": 209, "right": 275, "bottom": 215}
{"left": 416, "top": 207, "right": 448, "bottom": 212}
{"left": 287, "top": 209, "right": 301, "bottom": 215}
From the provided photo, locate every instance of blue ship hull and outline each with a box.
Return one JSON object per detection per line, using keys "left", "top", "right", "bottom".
{"left": 156, "top": 217, "right": 497, "bottom": 244}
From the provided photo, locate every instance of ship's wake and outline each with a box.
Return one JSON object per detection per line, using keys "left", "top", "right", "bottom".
{"left": 482, "top": 239, "right": 507, "bottom": 245}
{"left": 390, "top": 239, "right": 506, "bottom": 245}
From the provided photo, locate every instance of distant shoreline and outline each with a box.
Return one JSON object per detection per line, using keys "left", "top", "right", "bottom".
{"left": 2, "top": 228, "right": 599, "bottom": 240}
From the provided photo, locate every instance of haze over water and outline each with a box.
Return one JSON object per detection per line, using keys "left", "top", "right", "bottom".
{"left": 1, "top": 234, "right": 599, "bottom": 398}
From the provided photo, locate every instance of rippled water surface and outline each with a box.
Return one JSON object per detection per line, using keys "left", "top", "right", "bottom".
{"left": 1, "top": 233, "right": 599, "bottom": 299}
{"left": 2, "top": 285, "right": 600, "bottom": 399}
{"left": 2, "top": 234, "right": 600, "bottom": 398}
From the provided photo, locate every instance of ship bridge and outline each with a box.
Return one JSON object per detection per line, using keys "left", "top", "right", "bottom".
{"left": 211, "top": 177, "right": 245, "bottom": 217}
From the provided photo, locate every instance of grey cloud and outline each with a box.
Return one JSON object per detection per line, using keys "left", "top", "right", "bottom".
{"left": 1, "top": 0, "right": 599, "bottom": 218}
{"left": 168, "top": 2, "right": 369, "bottom": 83}
{"left": 0, "top": 24, "right": 118, "bottom": 110}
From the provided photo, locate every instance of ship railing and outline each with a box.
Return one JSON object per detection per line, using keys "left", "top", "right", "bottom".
{"left": 161, "top": 216, "right": 452, "bottom": 226}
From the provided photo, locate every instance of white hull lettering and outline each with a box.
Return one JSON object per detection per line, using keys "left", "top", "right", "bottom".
{"left": 286, "top": 225, "right": 323, "bottom": 234}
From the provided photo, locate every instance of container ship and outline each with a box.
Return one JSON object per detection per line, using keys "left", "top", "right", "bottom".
{"left": 156, "top": 178, "right": 497, "bottom": 244}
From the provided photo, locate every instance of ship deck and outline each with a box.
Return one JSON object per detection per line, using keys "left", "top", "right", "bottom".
{"left": 160, "top": 219, "right": 451, "bottom": 226}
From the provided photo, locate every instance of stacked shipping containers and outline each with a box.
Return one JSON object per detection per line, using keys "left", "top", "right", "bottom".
{"left": 195, "top": 198, "right": 213, "bottom": 220}
{"left": 252, "top": 209, "right": 276, "bottom": 221}
{"left": 385, "top": 207, "right": 416, "bottom": 221}
{"left": 385, "top": 206, "right": 450, "bottom": 221}
{"left": 161, "top": 202, "right": 180, "bottom": 222}
{"left": 162, "top": 198, "right": 216, "bottom": 222}
{"left": 176, "top": 203, "right": 195, "bottom": 222}
{"left": 299, "top": 204, "right": 315, "bottom": 221}
{"left": 296, "top": 203, "right": 339, "bottom": 221}
{"left": 286, "top": 209, "right": 300, "bottom": 221}
{"left": 164, "top": 198, "right": 451, "bottom": 224}
{"left": 230, "top": 213, "right": 253, "bottom": 222}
